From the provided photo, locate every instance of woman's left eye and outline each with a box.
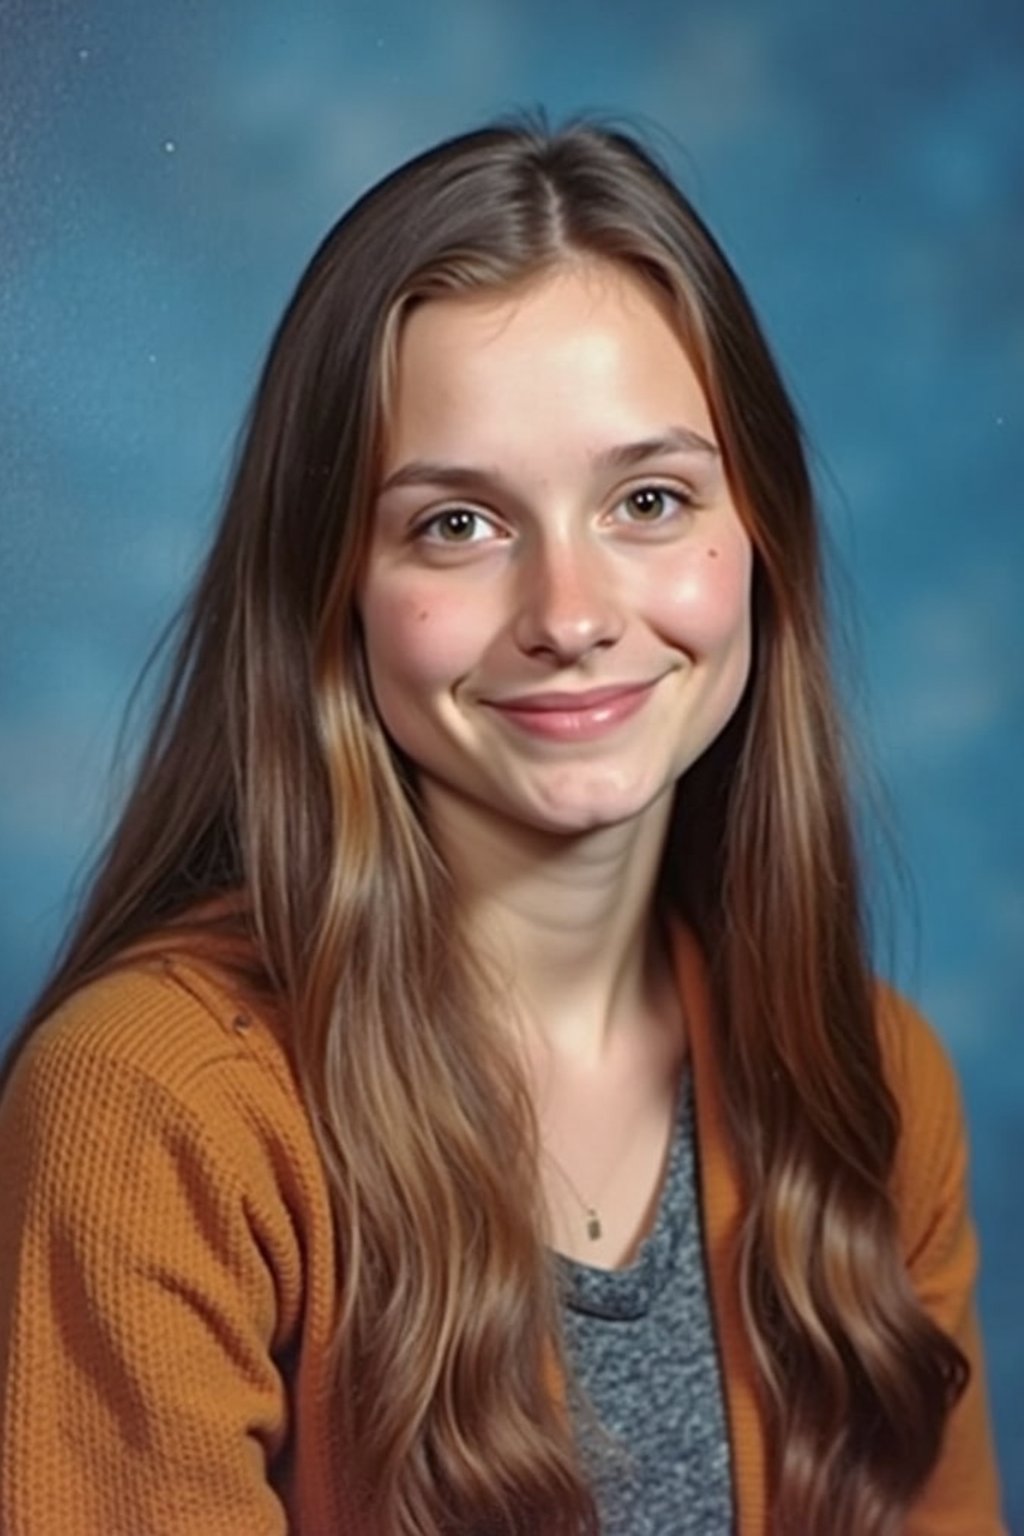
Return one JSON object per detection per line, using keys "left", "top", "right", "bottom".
{"left": 613, "top": 486, "right": 690, "bottom": 524}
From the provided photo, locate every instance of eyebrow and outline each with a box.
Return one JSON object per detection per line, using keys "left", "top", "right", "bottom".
{"left": 377, "top": 426, "right": 720, "bottom": 496}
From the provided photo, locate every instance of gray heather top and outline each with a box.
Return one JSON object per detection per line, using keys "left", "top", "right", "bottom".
{"left": 558, "top": 1073, "right": 735, "bottom": 1534}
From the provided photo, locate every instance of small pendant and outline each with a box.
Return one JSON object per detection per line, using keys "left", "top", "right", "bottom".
{"left": 586, "top": 1209, "right": 602, "bottom": 1241}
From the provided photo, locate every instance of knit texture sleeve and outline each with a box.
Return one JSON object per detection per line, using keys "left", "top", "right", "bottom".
{"left": 880, "top": 991, "right": 1006, "bottom": 1535}
{"left": 0, "top": 967, "right": 304, "bottom": 1536}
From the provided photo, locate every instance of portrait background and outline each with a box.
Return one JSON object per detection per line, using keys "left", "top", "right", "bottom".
{"left": 1, "top": 0, "right": 1020, "bottom": 1516}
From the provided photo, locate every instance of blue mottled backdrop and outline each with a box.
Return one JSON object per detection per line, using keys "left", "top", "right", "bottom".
{"left": 1, "top": 0, "right": 1021, "bottom": 1518}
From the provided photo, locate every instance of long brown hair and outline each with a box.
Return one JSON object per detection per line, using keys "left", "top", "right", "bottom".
{"left": 10, "top": 119, "right": 966, "bottom": 1534}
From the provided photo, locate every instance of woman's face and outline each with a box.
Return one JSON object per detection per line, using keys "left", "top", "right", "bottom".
{"left": 360, "top": 260, "right": 753, "bottom": 840}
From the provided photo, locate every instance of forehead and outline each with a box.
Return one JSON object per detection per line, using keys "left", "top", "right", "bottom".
{"left": 381, "top": 260, "right": 715, "bottom": 464}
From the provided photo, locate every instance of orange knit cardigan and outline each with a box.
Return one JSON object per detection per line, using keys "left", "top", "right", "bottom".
{"left": 0, "top": 928, "right": 1005, "bottom": 1534}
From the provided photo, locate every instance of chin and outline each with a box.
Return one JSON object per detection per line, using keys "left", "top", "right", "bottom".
{"left": 515, "top": 780, "right": 673, "bottom": 838}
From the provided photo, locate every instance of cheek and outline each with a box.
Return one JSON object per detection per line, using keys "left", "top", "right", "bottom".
{"left": 360, "top": 578, "right": 485, "bottom": 699}
{"left": 654, "top": 532, "right": 753, "bottom": 654}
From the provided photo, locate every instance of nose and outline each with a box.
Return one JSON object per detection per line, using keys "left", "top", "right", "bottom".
{"left": 512, "top": 532, "right": 624, "bottom": 664}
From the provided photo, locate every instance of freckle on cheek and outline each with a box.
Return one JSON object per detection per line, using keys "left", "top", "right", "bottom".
{"left": 707, "top": 548, "right": 719, "bottom": 559}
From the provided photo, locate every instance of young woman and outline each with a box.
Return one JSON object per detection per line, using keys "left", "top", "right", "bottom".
{"left": 0, "top": 121, "right": 1004, "bottom": 1535}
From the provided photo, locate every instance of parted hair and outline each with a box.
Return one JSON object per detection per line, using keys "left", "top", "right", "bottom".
{"left": 12, "top": 118, "right": 967, "bottom": 1534}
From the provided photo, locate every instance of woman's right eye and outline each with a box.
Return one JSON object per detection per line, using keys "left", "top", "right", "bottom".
{"left": 415, "top": 509, "right": 501, "bottom": 545}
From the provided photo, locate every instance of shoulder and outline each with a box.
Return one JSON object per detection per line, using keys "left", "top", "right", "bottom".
{"left": 11, "top": 955, "right": 288, "bottom": 1095}
{"left": 1, "top": 956, "right": 317, "bottom": 1210}
{"left": 873, "top": 984, "right": 974, "bottom": 1272}
{"left": 874, "top": 983, "right": 964, "bottom": 1132}
{"left": 874, "top": 983, "right": 965, "bottom": 1149}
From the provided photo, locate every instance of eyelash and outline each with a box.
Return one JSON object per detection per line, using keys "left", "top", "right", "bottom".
{"left": 412, "top": 483, "right": 694, "bottom": 546}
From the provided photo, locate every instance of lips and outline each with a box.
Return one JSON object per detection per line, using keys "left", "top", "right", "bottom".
{"left": 482, "top": 680, "right": 658, "bottom": 741}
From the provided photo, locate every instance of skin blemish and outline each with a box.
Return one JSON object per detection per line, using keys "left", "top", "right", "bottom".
{"left": 707, "top": 548, "right": 719, "bottom": 559}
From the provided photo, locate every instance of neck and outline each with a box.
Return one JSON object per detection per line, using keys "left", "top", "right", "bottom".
{"left": 426, "top": 786, "right": 677, "bottom": 1063}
